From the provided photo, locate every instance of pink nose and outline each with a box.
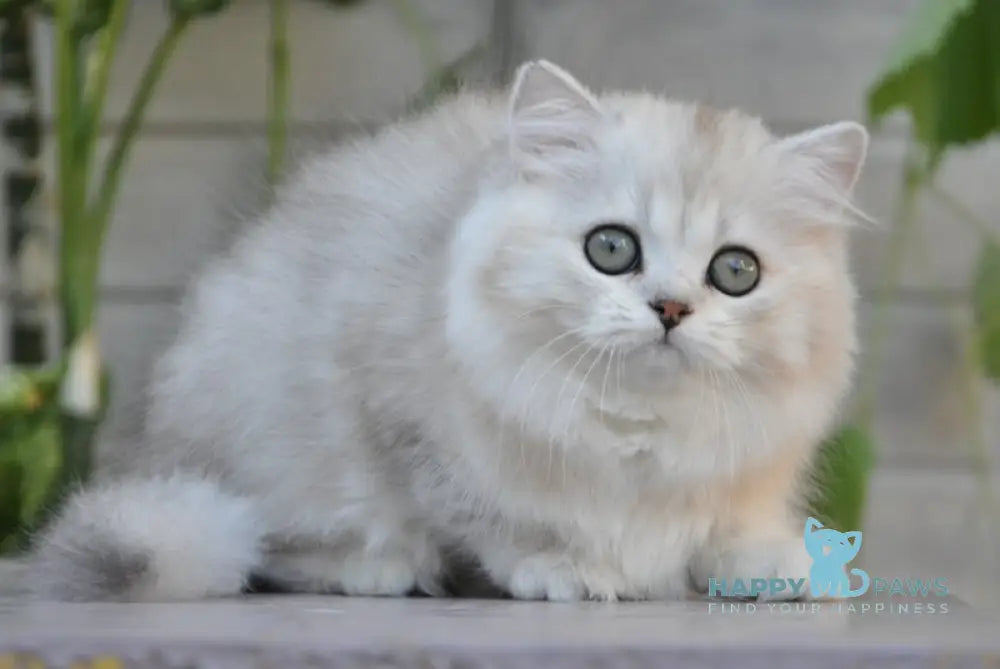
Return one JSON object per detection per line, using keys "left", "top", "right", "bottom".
{"left": 649, "top": 300, "right": 692, "bottom": 334}
{"left": 651, "top": 299, "right": 693, "bottom": 321}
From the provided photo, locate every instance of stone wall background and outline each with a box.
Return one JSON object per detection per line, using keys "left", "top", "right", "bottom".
{"left": 2, "top": 0, "right": 998, "bottom": 606}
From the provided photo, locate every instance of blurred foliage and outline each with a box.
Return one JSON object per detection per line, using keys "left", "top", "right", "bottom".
{"left": 814, "top": 0, "right": 1000, "bottom": 532}
{"left": 0, "top": 368, "right": 62, "bottom": 553}
{"left": 809, "top": 426, "right": 874, "bottom": 532}
{"left": 973, "top": 242, "right": 1000, "bottom": 381}
{"left": 168, "top": 0, "right": 232, "bottom": 20}
{"left": 868, "top": 0, "right": 999, "bottom": 169}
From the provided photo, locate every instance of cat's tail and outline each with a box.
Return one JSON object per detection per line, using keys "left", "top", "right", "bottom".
{"left": 29, "top": 472, "right": 264, "bottom": 601}
{"left": 848, "top": 568, "right": 871, "bottom": 597}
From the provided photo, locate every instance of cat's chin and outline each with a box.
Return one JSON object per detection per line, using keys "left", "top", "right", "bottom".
{"left": 616, "top": 343, "right": 691, "bottom": 393}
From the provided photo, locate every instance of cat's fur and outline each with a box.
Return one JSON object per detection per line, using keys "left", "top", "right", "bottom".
{"left": 30, "top": 61, "right": 869, "bottom": 602}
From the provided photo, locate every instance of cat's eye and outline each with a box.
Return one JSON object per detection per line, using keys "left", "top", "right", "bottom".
{"left": 707, "top": 246, "right": 760, "bottom": 296}
{"left": 584, "top": 225, "right": 641, "bottom": 275}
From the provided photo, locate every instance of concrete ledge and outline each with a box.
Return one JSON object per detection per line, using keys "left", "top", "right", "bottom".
{"left": 1, "top": 559, "right": 997, "bottom": 669}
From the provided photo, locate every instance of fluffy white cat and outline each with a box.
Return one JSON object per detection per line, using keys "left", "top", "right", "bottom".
{"left": 30, "top": 60, "right": 868, "bottom": 602}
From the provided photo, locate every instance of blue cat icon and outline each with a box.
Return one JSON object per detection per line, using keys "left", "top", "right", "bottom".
{"left": 804, "top": 517, "right": 871, "bottom": 598}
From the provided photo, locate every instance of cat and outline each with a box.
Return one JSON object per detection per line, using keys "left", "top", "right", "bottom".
{"left": 29, "top": 60, "right": 869, "bottom": 602}
{"left": 805, "top": 517, "right": 870, "bottom": 598}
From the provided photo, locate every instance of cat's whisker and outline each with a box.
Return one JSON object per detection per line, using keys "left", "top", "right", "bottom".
{"left": 498, "top": 325, "right": 589, "bottom": 451}
{"left": 561, "top": 342, "right": 610, "bottom": 486}
{"left": 730, "top": 371, "right": 770, "bottom": 457}
{"left": 709, "top": 369, "right": 736, "bottom": 482}
{"left": 598, "top": 345, "right": 616, "bottom": 430}
{"left": 334, "top": 359, "right": 423, "bottom": 374}
{"left": 611, "top": 348, "right": 622, "bottom": 420}
{"left": 511, "top": 337, "right": 592, "bottom": 473}
{"left": 678, "top": 365, "right": 710, "bottom": 456}
{"left": 723, "top": 371, "right": 753, "bottom": 465}
{"left": 722, "top": 377, "right": 741, "bottom": 482}
{"left": 546, "top": 343, "right": 596, "bottom": 485}
{"left": 514, "top": 337, "right": 590, "bottom": 434}
{"left": 508, "top": 303, "right": 578, "bottom": 323}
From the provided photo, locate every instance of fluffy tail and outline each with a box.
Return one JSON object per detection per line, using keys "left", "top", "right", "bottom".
{"left": 30, "top": 473, "right": 263, "bottom": 601}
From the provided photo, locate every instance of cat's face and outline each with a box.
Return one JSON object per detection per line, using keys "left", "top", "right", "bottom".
{"left": 447, "top": 61, "right": 867, "bottom": 469}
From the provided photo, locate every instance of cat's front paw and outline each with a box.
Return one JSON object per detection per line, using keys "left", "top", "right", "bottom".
{"left": 692, "top": 536, "right": 812, "bottom": 601}
{"left": 506, "top": 554, "right": 621, "bottom": 602}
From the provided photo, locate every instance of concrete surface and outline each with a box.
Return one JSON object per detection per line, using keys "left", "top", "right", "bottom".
{"left": 1, "top": 561, "right": 998, "bottom": 668}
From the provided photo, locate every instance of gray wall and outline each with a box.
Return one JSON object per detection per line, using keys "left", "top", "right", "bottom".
{"left": 2, "top": 1, "right": 998, "bottom": 605}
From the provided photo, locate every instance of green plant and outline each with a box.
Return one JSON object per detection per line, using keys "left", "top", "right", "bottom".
{"left": 268, "top": 0, "right": 289, "bottom": 186}
{"left": 810, "top": 0, "right": 1000, "bottom": 530}
{"left": 0, "top": 0, "right": 234, "bottom": 552}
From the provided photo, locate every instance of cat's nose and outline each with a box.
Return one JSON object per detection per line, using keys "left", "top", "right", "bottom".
{"left": 649, "top": 299, "right": 693, "bottom": 333}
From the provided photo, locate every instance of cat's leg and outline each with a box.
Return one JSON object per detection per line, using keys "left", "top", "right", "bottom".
{"left": 688, "top": 457, "right": 812, "bottom": 601}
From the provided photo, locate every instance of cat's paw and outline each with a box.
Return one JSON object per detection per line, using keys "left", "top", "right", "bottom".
{"left": 336, "top": 554, "right": 419, "bottom": 596}
{"left": 692, "top": 536, "right": 812, "bottom": 601}
{"left": 260, "top": 548, "right": 433, "bottom": 596}
{"left": 506, "top": 554, "right": 620, "bottom": 602}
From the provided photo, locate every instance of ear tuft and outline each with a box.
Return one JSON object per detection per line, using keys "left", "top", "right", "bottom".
{"left": 508, "top": 60, "right": 604, "bottom": 178}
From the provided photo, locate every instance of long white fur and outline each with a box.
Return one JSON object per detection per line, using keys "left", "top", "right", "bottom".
{"left": 30, "top": 61, "right": 868, "bottom": 602}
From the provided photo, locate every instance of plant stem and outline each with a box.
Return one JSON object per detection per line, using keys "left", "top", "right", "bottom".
{"left": 267, "top": 0, "right": 290, "bottom": 187}
{"left": 79, "top": 0, "right": 130, "bottom": 189}
{"left": 854, "top": 146, "right": 925, "bottom": 427}
{"left": 86, "top": 15, "right": 191, "bottom": 290}
{"left": 54, "top": 0, "right": 87, "bottom": 345}
{"left": 53, "top": 0, "right": 100, "bottom": 498}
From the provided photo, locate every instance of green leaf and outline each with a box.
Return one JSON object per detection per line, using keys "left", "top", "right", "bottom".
{"left": 972, "top": 241, "right": 1000, "bottom": 381}
{"left": 867, "top": 0, "right": 1000, "bottom": 166}
{"left": 0, "top": 367, "right": 66, "bottom": 554}
{"left": 16, "top": 414, "right": 62, "bottom": 527}
{"left": 167, "top": 0, "right": 231, "bottom": 19}
{"left": 0, "top": 458, "right": 25, "bottom": 554}
{"left": 0, "top": 366, "right": 60, "bottom": 418}
{"left": 809, "top": 424, "right": 874, "bottom": 530}
{"left": 0, "top": 401, "right": 64, "bottom": 554}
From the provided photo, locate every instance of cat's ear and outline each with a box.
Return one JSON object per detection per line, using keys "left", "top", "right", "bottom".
{"left": 805, "top": 517, "right": 823, "bottom": 534}
{"left": 508, "top": 60, "right": 605, "bottom": 178}
{"left": 776, "top": 121, "right": 869, "bottom": 195}
{"left": 844, "top": 531, "right": 862, "bottom": 550}
{"left": 772, "top": 122, "right": 870, "bottom": 226}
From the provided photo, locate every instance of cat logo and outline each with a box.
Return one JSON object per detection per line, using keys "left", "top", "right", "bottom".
{"left": 804, "top": 517, "right": 871, "bottom": 598}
